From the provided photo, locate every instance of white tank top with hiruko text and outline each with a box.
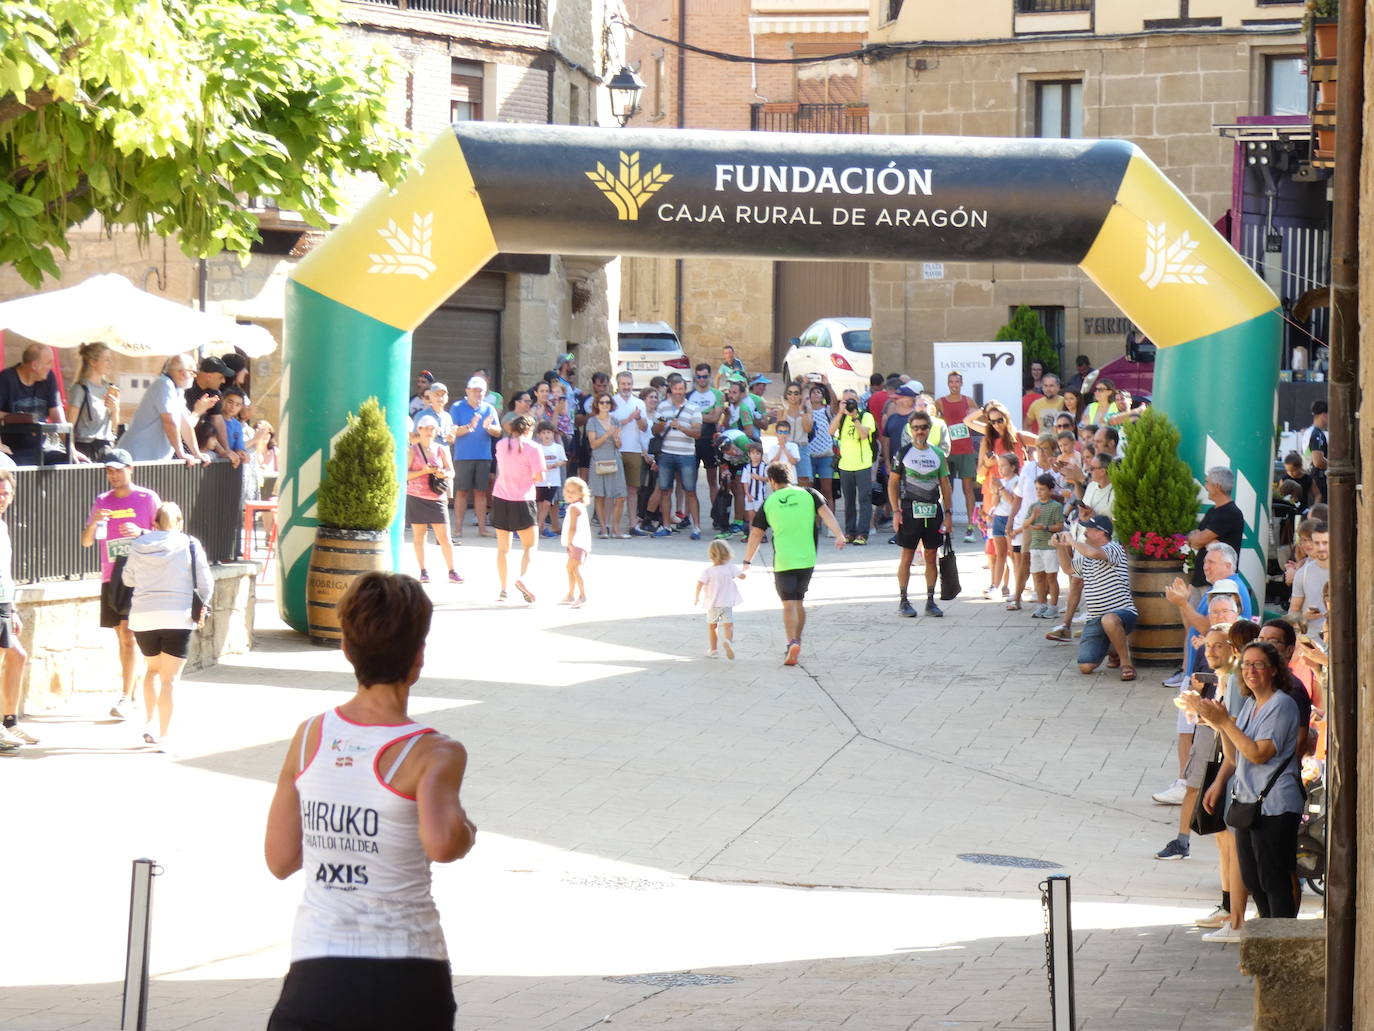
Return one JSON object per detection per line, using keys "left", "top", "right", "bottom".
{"left": 290, "top": 708, "right": 447, "bottom": 961}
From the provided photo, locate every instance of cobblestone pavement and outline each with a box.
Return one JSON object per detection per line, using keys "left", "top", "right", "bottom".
{"left": 5, "top": 525, "right": 1316, "bottom": 1030}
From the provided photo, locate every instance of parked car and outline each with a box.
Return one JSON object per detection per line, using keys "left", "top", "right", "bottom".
{"left": 615, "top": 321, "right": 690, "bottom": 389}
{"left": 781, "top": 317, "right": 873, "bottom": 396}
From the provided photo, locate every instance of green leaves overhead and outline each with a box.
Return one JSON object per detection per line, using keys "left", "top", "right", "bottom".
{"left": 0, "top": 0, "right": 412, "bottom": 286}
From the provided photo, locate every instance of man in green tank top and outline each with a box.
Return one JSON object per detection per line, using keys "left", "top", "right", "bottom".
{"left": 741, "top": 462, "right": 845, "bottom": 666}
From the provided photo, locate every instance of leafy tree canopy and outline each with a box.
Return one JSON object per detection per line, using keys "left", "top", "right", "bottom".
{"left": 0, "top": 0, "right": 411, "bottom": 286}
{"left": 994, "top": 304, "right": 1060, "bottom": 379}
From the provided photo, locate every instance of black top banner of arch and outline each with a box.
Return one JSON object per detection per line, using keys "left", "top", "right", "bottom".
{"left": 453, "top": 123, "right": 1133, "bottom": 266}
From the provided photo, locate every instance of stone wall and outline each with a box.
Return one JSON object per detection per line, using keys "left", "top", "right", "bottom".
{"left": 14, "top": 563, "right": 257, "bottom": 714}
{"left": 865, "top": 28, "right": 1301, "bottom": 388}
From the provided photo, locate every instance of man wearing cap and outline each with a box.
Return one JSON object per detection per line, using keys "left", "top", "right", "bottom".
{"left": 1054, "top": 514, "right": 1137, "bottom": 680}
{"left": 185, "top": 355, "right": 233, "bottom": 457}
{"left": 1151, "top": 543, "right": 1253, "bottom": 804}
{"left": 414, "top": 383, "right": 456, "bottom": 444}
{"left": 81, "top": 448, "right": 161, "bottom": 721}
{"left": 409, "top": 370, "right": 436, "bottom": 418}
{"left": 0, "top": 343, "right": 63, "bottom": 466}
{"left": 449, "top": 378, "right": 501, "bottom": 539}
{"left": 554, "top": 353, "right": 578, "bottom": 410}
{"left": 746, "top": 375, "right": 774, "bottom": 431}
{"left": 118, "top": 353, "right": 214, "bottom": 465}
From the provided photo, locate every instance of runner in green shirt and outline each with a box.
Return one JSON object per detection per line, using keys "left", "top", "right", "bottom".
{"left": 741, "top": 463, "right": 845, "bottom": 667}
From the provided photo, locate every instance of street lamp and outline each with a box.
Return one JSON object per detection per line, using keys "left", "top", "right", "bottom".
{"left": 607, "top": 65, "right": 645, "bottom": 127}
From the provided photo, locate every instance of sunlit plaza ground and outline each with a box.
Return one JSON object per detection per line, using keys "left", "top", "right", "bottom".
{"left": 5, "top": 529, "right": 1319, "bottom": 1030}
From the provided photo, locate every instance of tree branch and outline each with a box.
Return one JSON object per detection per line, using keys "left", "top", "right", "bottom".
{"left": 0, "top": 88, "right": 57, "bottom": 126}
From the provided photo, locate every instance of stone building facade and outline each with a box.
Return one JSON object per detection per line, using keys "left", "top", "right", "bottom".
{"left": 865, "top": 0, "right": 1309, "bottom": 387}
{"left": 0, "top": 0, "right": 631, "bottom": 416}
{"left": 621, "top": 0, "right": 868, "bottom": 373}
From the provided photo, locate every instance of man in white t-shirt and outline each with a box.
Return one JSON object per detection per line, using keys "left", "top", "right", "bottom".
{"left": 611, "top": 372, "right": 649, "bottom": 499}
{"left": 1288, "top": 523, "right": 1329, "bottom": 636}
{"left": 652, "top": 376, "right": 704, "bottom": 539}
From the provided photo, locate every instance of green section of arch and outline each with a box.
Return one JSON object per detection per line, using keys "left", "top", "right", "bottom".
{"left": 1151, "top": 308, "right": 1282, "bottom": 599}
{"left": 277, "top": 281, "right": 410, "bottom": 633}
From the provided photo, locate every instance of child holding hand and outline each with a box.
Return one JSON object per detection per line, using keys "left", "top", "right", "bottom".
{"left": 695, "top": 539, "right": 744, "bottom": 659}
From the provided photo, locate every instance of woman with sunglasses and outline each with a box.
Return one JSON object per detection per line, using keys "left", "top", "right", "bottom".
{"left": 805, "top": 383, "right": 837, "bottom": 509}
{"left": 779, "top": 384, "right": 815, "bottom": 486}
{"left": 1084, "top": 378, "right": 1119, "bottom": 428}
{"left": 1185, "top": 640, "right": 1305, "bottom": 920}
{"left": 586, "top": 394, "right": 628, "bottom": 539}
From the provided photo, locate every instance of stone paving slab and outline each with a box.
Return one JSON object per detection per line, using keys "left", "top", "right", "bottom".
{"left": 3, "top": 528, "right": 1303, "bottom": 1029}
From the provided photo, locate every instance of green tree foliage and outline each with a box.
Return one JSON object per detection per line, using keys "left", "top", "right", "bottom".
{"left": 994, "top": 305, "right": 1059, "bottom": 377}
{"left": 0, "top": 0, "right": 411, "bottom": 286}
{"left": 1109, "top": 408, "right": 1200, "bottom": 551}
{"left": 317, "top": 398, "right": 397, "bottom": 531}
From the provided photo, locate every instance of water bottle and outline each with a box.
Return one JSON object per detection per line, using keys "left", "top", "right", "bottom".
{"left": 94, "top": 517, "right": 108, "bottom": 542}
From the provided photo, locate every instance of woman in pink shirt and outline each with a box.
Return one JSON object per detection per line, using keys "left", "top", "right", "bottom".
{"left": 491, "top": 414, "right": 544, "bottom": 603}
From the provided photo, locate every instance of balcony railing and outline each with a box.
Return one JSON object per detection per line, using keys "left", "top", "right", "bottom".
{"left": 7, "top": 461, "right": 246, "bottom": 583}
{"left": 352, "top": 0, "right": 545, "bottom": 28}
{"left": 1015, "top": 0, "right": 1091, "bottom": 11}
{"left": 750, "top": 103, "right": 870, "bottom": 135}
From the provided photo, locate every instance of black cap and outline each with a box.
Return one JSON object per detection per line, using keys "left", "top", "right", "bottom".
{"left": 1080, "top": 514, "right": 1114, "bottom": 537}
{"left": 198, "top": 356, "right": 232, "bottom": 377}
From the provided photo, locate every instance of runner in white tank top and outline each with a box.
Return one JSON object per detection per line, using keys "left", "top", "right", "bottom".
{"left": 266, "top": 572, "right": 475, "bottom": 1031}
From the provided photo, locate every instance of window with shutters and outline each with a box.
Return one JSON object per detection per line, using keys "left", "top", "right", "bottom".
{"left": 451, "top": 60, "right": 484, "bottom": 122}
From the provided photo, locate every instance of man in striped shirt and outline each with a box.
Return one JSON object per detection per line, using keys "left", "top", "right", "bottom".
{"left": 1055, "top": 514, "right": 1138, "bottom": 681}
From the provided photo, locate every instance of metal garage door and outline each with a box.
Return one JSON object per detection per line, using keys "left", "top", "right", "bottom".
{"left": 411, "top": 272, "right": 505, "bottom": 391}
{"left": 773, "top": 261, "right": 871, "bottom": 368}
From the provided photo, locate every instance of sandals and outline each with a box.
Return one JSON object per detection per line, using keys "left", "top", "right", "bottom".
{"left": 1120, "top": 666, "right": 1138, "bottom": 682}
{"left": 1005, "top": 600, "right": 1022, "bottom": 611}
{"left": 515, "top": 580, "right": 536, "bottom": 604}
{"left": 1106, "top": 654, "right": 1122, "bottom": 669}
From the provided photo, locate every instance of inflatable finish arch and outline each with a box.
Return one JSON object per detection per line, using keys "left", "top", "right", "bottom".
{"left": 279, "top": 124, "right": 1278, "bottom": 632}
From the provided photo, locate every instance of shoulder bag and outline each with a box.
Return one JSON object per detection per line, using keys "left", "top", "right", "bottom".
{"left": 1225, "top": 752, "right": 1294, "bottom": 831}
{"left": 416, "top": 444, "right": 449, "bottom": 496}
{"left": 938, "top": 534, "right": 961, "bottom": 600}
{"left": 1189, "top": 733, "right": 1229, "bottom": 836}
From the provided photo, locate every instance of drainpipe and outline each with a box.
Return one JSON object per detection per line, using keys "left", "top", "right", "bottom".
{"left": 1323, "top": 0, "right": 1363, "bottom": 1025}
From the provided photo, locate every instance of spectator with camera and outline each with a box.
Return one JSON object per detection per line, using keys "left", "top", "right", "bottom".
{"left": 832, "top": 389, "right": 876, "bottom": 544}
{"left": 1053, "top": 514, "right": 1137, "bottom": 680}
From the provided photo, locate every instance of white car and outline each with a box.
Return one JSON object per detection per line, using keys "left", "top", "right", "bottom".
{"left": 615, "top": 321, "right": 690, "bottom": 389}
{"left": 781, "top": 317, "right": 873, "bottom": 396}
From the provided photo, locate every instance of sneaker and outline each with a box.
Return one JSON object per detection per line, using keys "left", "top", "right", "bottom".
{"left": 963, "top": 526, "right": 977, "bottom": 543}
{"left": 1152, "top": 779, "right": 1188, "bottom": 805}
{"left": 897, "top": 599, "right": 918, "bottom": 618}
{"left": 419, "top": 569, "right": 430, "bottom": 584}
{"left": 887, "top": 534, "right": 898, "bottom": 545}
{"left": 541, "top": 529, "right": 558, "bottom": 538}
{"left": 690, "top": 529, "right": 701, "bottom": 541}
{"left": 1201, "top": 926, "right": 1241, "bottom": 944}
{"left": 0, "top": 725, "right": 27, "bottom": 749}
{"left": 985, "top": 586, "right": 1001, "bottom": 600}
{"left": 2, "top": 724, "right": 38, "bottom": 745}
{"left": 448, "top": 570, "right": 463, "bottom": 584}
{"left": 1162, "top": 670, "right": 1187, "bottom": 688}
{"left": 722, "top": 639, "right": 735, "bottom": 660}
{"left": 783, "top": 641, "right": 801, "bottom": 666}
{"left": 1155, "top": 838, "right": 1191, "bottom": 861}
{"left": 705, "top": 649, "right": 718, "bottom": 659}
{"left": 1195, "top": 907, "right": 1231, "bottom": 929}
{"left": 1029, "top": 604, "right": 1047, "bottom": 618}
{"left": 675, "top": 517, "right": 692, "bottom": 531}
{"left": 629, "top": 525, "right": 650, "bottom": 537}
{"left": 714, "top": 530, "right": 733, "bottom": 540}
{"left": 1071, "top": 611, "right": 1089, "bottom": 623}
{"left": 110, "top": 698, "right": 132, "bottom": 721}
{"left": 1045, "top": 625, "right": 1073, "bottom": 643}
{"left": 652, "top": 527, "right": 672, "bottom": 538}
{"left": 852, "top": 536, "right": 867, "bottom": 546}
{"left": 924, "top": 599, "right": 944, "bottom": 617}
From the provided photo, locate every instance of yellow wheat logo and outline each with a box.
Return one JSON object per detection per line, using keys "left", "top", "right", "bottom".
{"left": 586, "top": 151, "right": 673, "bottom": 221}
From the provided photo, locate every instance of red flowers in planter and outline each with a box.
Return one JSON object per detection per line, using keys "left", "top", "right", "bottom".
{"left": 1129, "top": 531, "right": 1188, "bottom": 560}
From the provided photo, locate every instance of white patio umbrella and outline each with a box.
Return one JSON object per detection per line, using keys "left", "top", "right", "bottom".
{"left": 0, "top": 273, "right": 277, "bottom": 358}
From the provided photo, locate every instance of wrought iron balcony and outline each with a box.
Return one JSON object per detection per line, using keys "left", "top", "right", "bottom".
{"left": 352, "top": 0, "right": 545, "bottom": 29}
{"left": 750, "top": 103, "right": 869, "bottom": 135}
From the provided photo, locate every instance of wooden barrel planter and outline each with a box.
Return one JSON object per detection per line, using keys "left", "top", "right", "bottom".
{"left": 1128, "top": 557, "right": 1185, "bottom": 666}
{"left": 306, "top": 527, "right": 390, "bottom": 646}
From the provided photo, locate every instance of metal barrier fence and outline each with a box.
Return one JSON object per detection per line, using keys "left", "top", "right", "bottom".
{"left": 7, "top": 461, "right": 245, "bottom": 583}
{"left": 353, "top": 0, "right": 545, "bottom": 26}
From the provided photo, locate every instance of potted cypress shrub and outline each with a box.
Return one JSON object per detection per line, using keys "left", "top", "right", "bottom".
{"left": 1109, "top": 408, "right": 1200, "bottom": 665}
{"left": 306, "top": 397, "right": 398, "bottom": 645}
{"left": 994, "top": 304, "right": 1059, "bottom": 378}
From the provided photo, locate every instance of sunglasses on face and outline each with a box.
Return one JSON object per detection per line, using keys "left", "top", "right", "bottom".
{"left": 696, "top": 373, "right": 709, "bottom": 379}
{"left": 1095, "top": 387, "right": 1111, "bottom": 393}
{"left": 989, "top": 418, "right": 1005, "bottom": 426}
